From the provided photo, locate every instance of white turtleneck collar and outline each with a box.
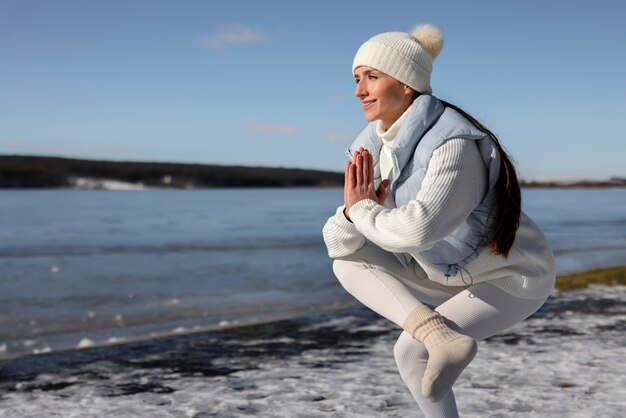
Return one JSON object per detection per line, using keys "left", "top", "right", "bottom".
{"left": 376, "top": 108, "right": 409, "bottom": 148}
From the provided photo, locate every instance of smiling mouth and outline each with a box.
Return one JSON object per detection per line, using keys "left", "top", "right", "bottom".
{"left": 362, "top": 99, "right": 376, "bottom": 110}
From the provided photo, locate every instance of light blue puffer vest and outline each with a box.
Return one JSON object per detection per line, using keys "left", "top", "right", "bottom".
{"left": 347, "top": 94, "right": 501, "bottom": 277}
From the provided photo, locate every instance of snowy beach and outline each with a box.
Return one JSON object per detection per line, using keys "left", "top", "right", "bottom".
{"left": 1, "top": 188, "right": 625, "bottom": 417}
{"left": 1, "top": 283, "right": 625, "bottom": 418}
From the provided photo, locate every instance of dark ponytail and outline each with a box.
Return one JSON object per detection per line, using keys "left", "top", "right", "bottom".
{"left": 440, "top": 99, "right": 521, "bottom": 257}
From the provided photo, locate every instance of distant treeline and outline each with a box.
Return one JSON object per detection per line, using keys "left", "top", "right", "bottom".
{"left": 0, "top": 155, "right": 344, "bottom": 188}
{"left": 521, "top": 180, "right": 626, "bottom": 188}
{"left": 0, "top": 155, "right": 624, "bottom": 189}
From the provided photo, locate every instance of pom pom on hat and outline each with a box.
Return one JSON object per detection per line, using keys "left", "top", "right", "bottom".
{"left": 352, "top": 23, "right": 444, "bottom": 94}
{"left": 411, "top": 24, "right": 444, "bottom": 59}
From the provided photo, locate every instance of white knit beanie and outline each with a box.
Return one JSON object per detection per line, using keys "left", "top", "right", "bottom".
{"left": 352, "top": 24, "right": 444, "bottom": 94}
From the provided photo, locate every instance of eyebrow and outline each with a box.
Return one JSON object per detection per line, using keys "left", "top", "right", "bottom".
{"left": 354, "top": 68, "right": 377, "bottom": 78}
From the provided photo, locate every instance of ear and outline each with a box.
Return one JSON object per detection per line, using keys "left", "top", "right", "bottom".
{"left": 404, "top": 85, "right": 415, "bottom": 96}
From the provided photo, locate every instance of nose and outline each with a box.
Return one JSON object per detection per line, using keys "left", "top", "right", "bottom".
{"left": 354, "top": 79, "right": 367, "bottom": 99}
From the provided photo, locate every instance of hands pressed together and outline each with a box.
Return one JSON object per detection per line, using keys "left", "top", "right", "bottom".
{"left": 344, "top": 147, "right": 391, "bottom": 221}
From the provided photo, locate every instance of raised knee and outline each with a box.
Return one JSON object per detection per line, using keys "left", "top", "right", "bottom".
{"left": 331, "top": 258, "right": 348, "bottom": 283}
{"left": 332, "top": 258, "right": 359, "bottom": 294}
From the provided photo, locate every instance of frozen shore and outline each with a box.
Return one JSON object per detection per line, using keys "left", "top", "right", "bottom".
{"left": 0, "top": 285, "right": 625, "bottom": 418}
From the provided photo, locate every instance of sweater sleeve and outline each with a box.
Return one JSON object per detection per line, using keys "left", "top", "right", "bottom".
{"left": 322, "top": 205, "right": 367, "bottom": 258}
{"left": 348, "top": 138, "right": 487, "bottom": 254}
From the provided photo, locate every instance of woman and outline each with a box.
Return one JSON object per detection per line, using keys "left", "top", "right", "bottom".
{"left": 322, "top": 24, "right": 555, "bottom": 417}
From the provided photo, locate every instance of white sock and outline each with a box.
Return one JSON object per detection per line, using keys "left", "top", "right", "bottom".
{"left": 403, "top": 305, "right": 477, "bottom": 401}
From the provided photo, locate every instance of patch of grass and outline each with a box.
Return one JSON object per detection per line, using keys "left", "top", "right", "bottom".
{"left": 555, "top": 265, "right": 626, "bottom": 291}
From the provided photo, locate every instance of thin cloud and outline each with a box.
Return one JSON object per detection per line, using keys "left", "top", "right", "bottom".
{"left": 245, "top": 119, "right": 298, "bottom": 135}
{"left": 327, "top": 132, "right": 353, "bottom": 142}
{"left": 198, "top": 24, "right": 266, "bottom": 49}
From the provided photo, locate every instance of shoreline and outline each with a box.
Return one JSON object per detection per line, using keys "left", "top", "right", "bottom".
{"left": 1, "top": 264, "right": 624, "bottom": 364}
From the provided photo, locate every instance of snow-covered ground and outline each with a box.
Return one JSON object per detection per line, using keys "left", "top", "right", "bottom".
{"left": 0, "top": 285, "right": 624, "bottom": 418}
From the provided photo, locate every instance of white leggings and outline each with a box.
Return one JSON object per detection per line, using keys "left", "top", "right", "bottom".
{"left": 333, "top": 245, "right": 548, "bottom": 418}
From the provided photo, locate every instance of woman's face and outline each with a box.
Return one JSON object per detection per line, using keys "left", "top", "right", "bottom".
{"left": 354, "top": 66, "right": 414, "bottom": 130}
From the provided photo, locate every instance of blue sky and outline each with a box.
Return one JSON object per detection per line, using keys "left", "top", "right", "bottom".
{"left": 1, "top": 0, "right": 625, "bottom": 179}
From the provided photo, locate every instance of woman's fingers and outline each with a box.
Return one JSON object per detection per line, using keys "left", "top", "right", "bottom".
{"left": 376, "top": 179, "right": 390, "bottom": 205}
{"left": 344, "top": 161, "right": 351, "bottom": 189}
{"left": 368, "top": 153, "right": 374, "bottom": 185}
{"left": 354, "top": 147, "right": 366, "bottom": 161}
{"left": 345, "top": 148, "right": 382, "bottom": 208}
{"left": 360, "top": 150, "right": 375, "bottom": 189}
{"left": 355, "top": 154, "right": 363, "bottom": 186}
{"left": 362, "top": 151, "right": 369, "bottom": 186}
{"left": 349, "top": 147, "right": 375, "bottom": 190}
{"left": 347, "top": 162, "right": 356, "bottom": 189}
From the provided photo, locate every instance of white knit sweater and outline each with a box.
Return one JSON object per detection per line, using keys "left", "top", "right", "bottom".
{"left": 322, "top": 119, "right": 555, "bottom": 300}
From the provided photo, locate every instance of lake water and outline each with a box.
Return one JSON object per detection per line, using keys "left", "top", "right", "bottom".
{"left": 1, "top": 188, "right": 625, "bottom": 358}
